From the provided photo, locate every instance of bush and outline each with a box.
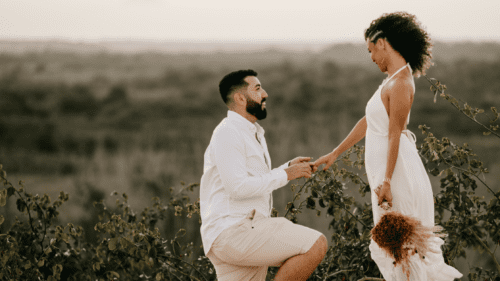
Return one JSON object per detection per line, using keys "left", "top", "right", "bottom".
{"left": 0, "top": 166, "right": 215, "bottom": 281}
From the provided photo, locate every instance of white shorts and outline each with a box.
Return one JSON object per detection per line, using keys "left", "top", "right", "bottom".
{"left": 206, "top": 209, "right": 324, "bottom": 281}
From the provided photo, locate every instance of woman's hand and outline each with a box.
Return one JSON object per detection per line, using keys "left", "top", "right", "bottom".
{"left": 375, "top": 182, "right": 393, "bottom": 209}
{"left": 312, "top": 151, "right": 338, "bottom": 172}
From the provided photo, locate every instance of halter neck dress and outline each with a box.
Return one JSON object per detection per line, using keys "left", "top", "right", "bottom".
{"left": 365, "top": 63, "right": 462, "bottom": 280}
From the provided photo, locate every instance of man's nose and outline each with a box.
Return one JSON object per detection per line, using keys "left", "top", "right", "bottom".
{"left": 262, "top": 90, "right": 268, "bottom": 99}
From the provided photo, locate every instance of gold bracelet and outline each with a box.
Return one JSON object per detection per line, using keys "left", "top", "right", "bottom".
{"left": 383, "top": 177, "right": 391, "bottom": 184}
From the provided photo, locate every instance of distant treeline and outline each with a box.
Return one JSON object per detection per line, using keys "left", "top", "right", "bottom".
{"left": 0, "top": 45, "right": 499, "bottom": 176}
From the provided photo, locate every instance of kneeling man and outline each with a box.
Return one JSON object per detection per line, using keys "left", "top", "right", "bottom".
{"left": 200, "top": 69, "right": 328, "bottom": 281}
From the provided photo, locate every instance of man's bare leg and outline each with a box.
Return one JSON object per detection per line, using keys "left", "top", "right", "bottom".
{"left": 274, "top": 235, "right": 328, "bottom": 281}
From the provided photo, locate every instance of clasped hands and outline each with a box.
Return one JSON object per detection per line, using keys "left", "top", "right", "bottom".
{"left": 284, "top": 153, "right": 338, "bottom": 181}
{"left": 285, "top": 153, "right": 393, "bottom": 208}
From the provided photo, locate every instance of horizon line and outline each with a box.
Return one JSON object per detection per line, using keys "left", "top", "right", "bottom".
{"left": 2, "top": 37, "right": 500, "bottom": 44}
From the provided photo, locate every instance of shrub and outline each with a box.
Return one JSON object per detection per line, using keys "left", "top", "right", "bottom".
{"left": 0, "top": 166, "right": 215, "bottom": 281}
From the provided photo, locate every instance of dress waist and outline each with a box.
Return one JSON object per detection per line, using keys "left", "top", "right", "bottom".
{"left": 366, "top": 127, "right": 416, "bottom": 146}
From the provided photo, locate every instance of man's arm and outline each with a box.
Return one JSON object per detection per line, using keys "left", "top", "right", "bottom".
{"left": 213, "top": 127, "right": 289, "bottom": 199}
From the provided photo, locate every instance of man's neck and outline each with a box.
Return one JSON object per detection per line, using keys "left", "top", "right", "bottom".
{"left": 230, "top": 108, "right": 257, "bottom": 124}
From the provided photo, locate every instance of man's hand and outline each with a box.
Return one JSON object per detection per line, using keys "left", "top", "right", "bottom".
{"left": 284, "top": 162, "right": 314, "bottom": 181}
{"left": 312, "top": 151, "right": 338, "bottom": 172}
{"left": 289, "top": 156, "right": 312, "bottom": 166}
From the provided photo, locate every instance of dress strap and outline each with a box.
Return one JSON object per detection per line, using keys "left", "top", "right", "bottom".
{"left": 406, "top": 63, "right": 413, "bottom": 76}
{"left": 382, "top": 63, "right": 411, "bottom": 87}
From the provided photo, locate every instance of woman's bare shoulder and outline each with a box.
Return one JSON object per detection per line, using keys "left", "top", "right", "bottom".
{"left": 383, "top": 74, "right": 414, "bottom": 98}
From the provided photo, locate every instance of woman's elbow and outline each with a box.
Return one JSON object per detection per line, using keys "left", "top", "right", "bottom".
{"left": 388, "top": 131, "right": 402, "bottom": 141}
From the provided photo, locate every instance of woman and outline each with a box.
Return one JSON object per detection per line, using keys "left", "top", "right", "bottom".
{"left": 313, "top": 12, "right": 462, "bottom": 280}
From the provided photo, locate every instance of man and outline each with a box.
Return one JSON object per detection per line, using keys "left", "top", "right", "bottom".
{"left": 200, "top": 69, "right": 328, "bottom": 281}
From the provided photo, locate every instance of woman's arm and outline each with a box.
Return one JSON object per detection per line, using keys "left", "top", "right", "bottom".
{"left": 377, "top": 78, "right": 413, "bottom": 206}
{"left": 313, "top": 116, "right": 367, "bottom": 172}
{"left": 334, "top": 116, "right": 367, "bottom": 156}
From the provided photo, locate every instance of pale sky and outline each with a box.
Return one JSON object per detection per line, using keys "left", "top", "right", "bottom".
{"left": 1, "top": 0, "right": 499, "bottom": 43}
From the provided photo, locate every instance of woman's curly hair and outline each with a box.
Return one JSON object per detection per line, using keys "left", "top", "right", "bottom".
{"left": 365, "top": 12, "right": 433, "bottom": 77}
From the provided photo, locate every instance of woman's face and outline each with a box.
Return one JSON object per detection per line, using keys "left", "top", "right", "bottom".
{"left": 366, "top": 39, "right": 388, "bottom": 73}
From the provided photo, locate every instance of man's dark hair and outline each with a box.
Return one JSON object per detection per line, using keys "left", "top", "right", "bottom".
{"left": 219, "top": 69, "right": 258, "bottom": 104}
{"left": 364, "top": 12, "right": 433, "bottom": 77}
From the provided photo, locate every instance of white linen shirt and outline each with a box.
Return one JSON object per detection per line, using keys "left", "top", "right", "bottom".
{"left": 200, "top": 110, "right": 290, "bottom": 255}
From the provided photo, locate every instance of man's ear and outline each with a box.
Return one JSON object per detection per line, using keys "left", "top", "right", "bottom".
{"left": 233, "top": 92, "right": 246, "bottom": 106}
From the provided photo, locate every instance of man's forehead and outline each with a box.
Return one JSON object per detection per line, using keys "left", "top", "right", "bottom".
{"left": 244, "top": 76, "right": 260, "bottom": 86}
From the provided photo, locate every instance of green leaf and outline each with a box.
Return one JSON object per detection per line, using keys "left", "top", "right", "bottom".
{"left": 109, "top": 237, "right": 119, "bottom": 251}
{"left": 120, "top": 237, "right": 132, "bottom": 249}
{"left": 319, "top": 198, "right": 326, "bottom": 208}
{"left": 16, "top": 198, "right": 26, "bottom": 212}
{"left": 0, "top": 189, "right": 6, "bottom": 206}
{"left": 0, "top": 215, "right": 4, "bottom": 225}
{"left": 334, "top": 209, "right": 341, "bottom": 221}
{"left": 1, "top": 250, "right": 9, "bottom": 265}
{"left": 7, "top": 186, "right": 15, "bottom": 197}
{"left": 61, "top": 233, "right": 70, "bottom": 244}
{"left": 306, "top": 197, "right": 316, "bottom": 209}
{"left": 24, "top": 262, "right": 32, "bottom": 269}
{"left": 149, "top": 245, "right": 157, "bottom": 257}
{"left": 311, "top": 189, "right": 319, "bottom": 198}
{"left": 430, "top": 168, "right": 440, "bottom": 176}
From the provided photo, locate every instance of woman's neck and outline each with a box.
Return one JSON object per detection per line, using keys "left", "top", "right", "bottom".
{"left": 386, "top": 61, "right": 407, "bottom": 77}
{"left": 385, "top": 52, "right": 407, "bottom": 77}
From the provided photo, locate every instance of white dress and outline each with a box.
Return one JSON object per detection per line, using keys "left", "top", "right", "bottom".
{"left": 365, "top": 63, "right": 463, "bottom": 280}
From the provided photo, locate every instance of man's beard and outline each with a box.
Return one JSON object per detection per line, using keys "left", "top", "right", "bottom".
{"left": 245, "top": 96, "right": 267, "bottom": 120}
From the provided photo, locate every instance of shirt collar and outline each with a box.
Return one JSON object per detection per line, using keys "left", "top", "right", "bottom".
{"left": 227, "top": 110, "right": 265, "bottom": 136}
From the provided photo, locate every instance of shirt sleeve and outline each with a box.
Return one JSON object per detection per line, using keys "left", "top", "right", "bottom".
{"left": 277, "top": 161, "right": 290, "bottom": 170}
{"left": 213, "top": 126, "right": 288, "bottom": 200}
